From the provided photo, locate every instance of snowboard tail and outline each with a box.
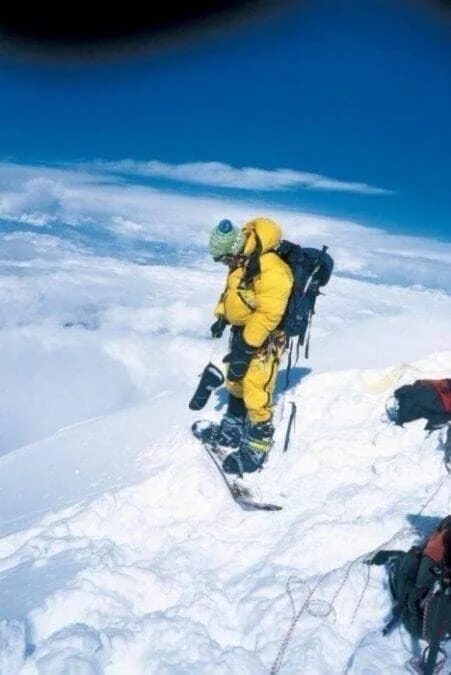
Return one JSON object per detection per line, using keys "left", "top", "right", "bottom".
{"left": 192, "top": 420, "right": 282, "bottom": 512}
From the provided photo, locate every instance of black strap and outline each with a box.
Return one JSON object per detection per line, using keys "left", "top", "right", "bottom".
{"left": 303, "top": 310, "right": 313, "bottom": 359}
{"left": 382, "top": 549, "right": 423, "bottom": 636}
{"left": 422, "top": 641, "right": 442, "bottom": 675}
{"left": 285, "top": 339, "right": 293, "bottom": 390}
{"left": 295, "top": 335, "right": 301, "bottom": 364}
{"left": 382, "top": 606, "right": 402, "bottom": 635}
{"left": 242, "top": 232, "right": 263, "bottom": 285}
{"left": 299, "top": 245, "right": 328, "bottom": 359}
{"left": 304, "top": 245, "right": 328, "bottom": 296}
{"left": 283, "top": 336, "right": 303, "bottom": 391}
{"left": 422, "top": 586, "right": 451, "bottom": 675}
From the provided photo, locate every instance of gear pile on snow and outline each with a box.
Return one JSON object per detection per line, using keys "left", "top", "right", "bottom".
{"left": 387, "top": 379, "right": 451, "bottom": 430}
{"left": 370, "top": 516, "right": 451, "bottom": 675}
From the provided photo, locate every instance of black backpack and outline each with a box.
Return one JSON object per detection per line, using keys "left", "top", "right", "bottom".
{"left": 381, "top": 519, "right": 451, "bottom": 674}
{"left": 387, "top": 550, "right": 451, "bottom": 674}
{"left": 276, "top": 242, "right": 333, "bottom": 377}
{"left": 387, "top": 379, "right": 451, "bottom": 431}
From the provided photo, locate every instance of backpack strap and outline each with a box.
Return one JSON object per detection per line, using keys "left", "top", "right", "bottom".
{"left": 300, "top": 245, "right": 329, "bottom": 359}
{"left": 285, "top": 338, "right": 294, "bottom": 389}
{"left": 383, "top": 547, "right": 424, "bottom": 635}
{"left": 421, "top": 643, "right": 447, "bottom": 675}
{"left": 303, "top": 311, "right": 314, "bottom": 359}
{"left": 421, "top": 582, "right": 451, "bottom": 675}
{"left": 241, "top": 233, "right": 263, "bottom": 286}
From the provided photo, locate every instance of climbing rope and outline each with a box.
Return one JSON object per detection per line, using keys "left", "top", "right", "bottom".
{"left": 270, "top": 574, "right": 331, "bottom": 675}
{"left": 354, "top": 470, "right": 451, "bottom": 624}
{"left": 269, "top": 558, "right": 360, "bottom": 675}
{"left": 270, "top": 467, "right": 451, "bottom": 674}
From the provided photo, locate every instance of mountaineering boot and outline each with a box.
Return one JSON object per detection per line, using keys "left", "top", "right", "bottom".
{"left": 196, "top": 394, "right": 246, "bottom": 448}
{"left": 222, "top": 420, "right": 274, "bottom": 475}
{"left": 198, "top": 413, "right": 244, "bottom": 449}
{"left": 217, "top": 413, "right": 245, "bottom": 448}
{"left": 204, "top": 393, "right": 247, "bottom": 448}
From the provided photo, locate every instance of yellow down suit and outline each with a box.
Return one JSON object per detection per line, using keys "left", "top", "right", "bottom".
{"left": 214, "top": 218, "right": 293, "bottom": 423}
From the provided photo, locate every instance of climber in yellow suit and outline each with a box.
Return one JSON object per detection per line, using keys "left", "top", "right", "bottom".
{"left": 205, "top": 217, "right": 293, "bottom": 475}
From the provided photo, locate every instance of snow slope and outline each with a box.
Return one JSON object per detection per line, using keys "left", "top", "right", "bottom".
{"left": 1, "top": 351, "right": 450, "bottom": 674}
{"left": 1, "top": 166, "right": 451, "bottom": 673}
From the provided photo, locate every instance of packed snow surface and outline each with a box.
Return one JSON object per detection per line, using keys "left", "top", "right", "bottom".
{"left": 0, "top": 164, "right": 451, "bottom": 673}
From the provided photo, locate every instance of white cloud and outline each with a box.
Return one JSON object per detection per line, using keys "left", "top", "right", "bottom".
{"left": 85, "top": 158, "right": 393, "bottom": 194}
{"left": 0, "top": 161, "right": 449, "bottom": 293}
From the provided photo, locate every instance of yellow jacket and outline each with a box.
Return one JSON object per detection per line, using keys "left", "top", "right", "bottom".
{"left": 214, "top": 218, "right": 293, "bottom": 348}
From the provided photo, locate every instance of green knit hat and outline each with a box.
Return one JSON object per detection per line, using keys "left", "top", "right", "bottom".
{"left": 209, "top": 219, "right": 245, "bottom": 260}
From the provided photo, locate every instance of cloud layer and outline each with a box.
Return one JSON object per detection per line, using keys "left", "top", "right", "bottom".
{"left": 0, "top": 161, "right": 448, "bottom": 292}
{"left": 83, "top": 159, "right": 393, "bottom": 194}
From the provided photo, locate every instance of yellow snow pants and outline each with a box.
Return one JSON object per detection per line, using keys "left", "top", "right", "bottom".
{"left": 226, "top": 339, "right": 283, "bottom": 424}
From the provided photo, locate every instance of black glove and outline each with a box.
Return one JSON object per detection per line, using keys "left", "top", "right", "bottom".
{"left": 223, "top": 331, "right": 255, "bottom": 382}
{"left": 210, "top": 316, "right": 228, "bottom": 338}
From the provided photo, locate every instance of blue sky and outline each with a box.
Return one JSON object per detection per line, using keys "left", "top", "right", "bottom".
{"left": 0, "top": 0, "right": 450, "bottom": 240}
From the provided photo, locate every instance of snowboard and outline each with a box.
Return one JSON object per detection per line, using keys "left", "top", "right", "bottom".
{"left": 192, "top": 420, "right": 282, "bottom": 512}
